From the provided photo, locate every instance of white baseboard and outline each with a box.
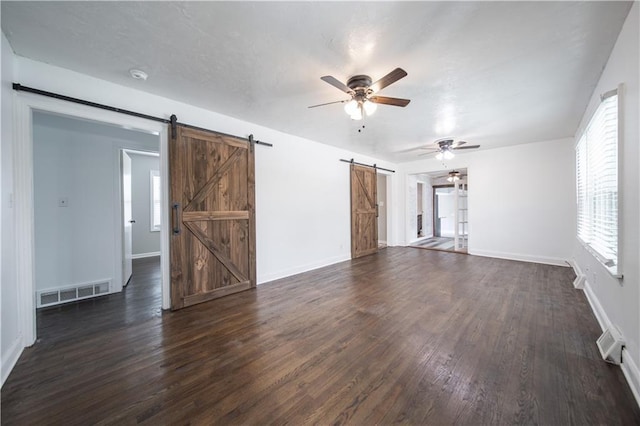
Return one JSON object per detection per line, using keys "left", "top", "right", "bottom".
{"left": 1, "top": 336, "right": 24, "bottom": 388}
{"left": 582, "top": 280, "right": 640, "bottom": 408}
{"left": 622, "top": 349, "right": 640, "bottom": 408}
{"left": 469, "top": 249, "right": 569, "bottom": 267}
{"left": 567, "top": 259, "right": 586, "bottom": 289}
{"left": 258, "top": 254, "right": 350, "bottom": 285}
{"left": 582, "top": 279, "right": 611, "bottom": 331}
{"left": 131, "top": 251, "right": 160, "bottom": 259}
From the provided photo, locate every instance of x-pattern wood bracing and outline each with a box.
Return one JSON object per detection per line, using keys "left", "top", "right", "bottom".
{"left": 181, "top": 144, "right": 249, "bottom": 284}
{"left": 170, "top": 123, "right": 256, "bottom": 309}
{"left": 183, "top": 221, "right": 248, "bottom": 283}
{"left": 184, "top": 147, "right": 244, "bottom": 212}
{"left": 354, "top": 169, "right": 376, "bottom": 210}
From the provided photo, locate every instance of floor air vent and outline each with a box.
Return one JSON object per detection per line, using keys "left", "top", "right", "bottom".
{"left": 596, "top": 326, "right": 624, "bottom": 365}
{"left": 37, "top": 280, "right": 111, "bottom": 308}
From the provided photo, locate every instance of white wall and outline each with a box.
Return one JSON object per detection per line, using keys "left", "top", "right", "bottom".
{"left": 573, "top": 3, "right": 640, "bottom": 383}
{"left": 33, "top": 113, "right": 160, "bottom": 293}
{"left": 14, "top": 57, "right": 398, "bottom": 284}
{"left": 1, "top": 32, "right": 21, "bottom": 386}
{"left": 401, "top": 137, "right": 576, "bottom": 265}
{"left": 129, "top": 153, "right": 160, "bottom": 256}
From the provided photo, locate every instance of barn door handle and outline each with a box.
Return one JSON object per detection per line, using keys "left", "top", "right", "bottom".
{"left": 376, "top": 204, "right": 379, "bottom": 218}
{"left": 172, "top": 203, "right": 181, "bottom": 235}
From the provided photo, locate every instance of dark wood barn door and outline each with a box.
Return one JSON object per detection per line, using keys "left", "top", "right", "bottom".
{"left": 169, "top": 125, "right": 256, "bottom": 310}
{"left": 350, "top": 164, "right": 378, "bottom": 258}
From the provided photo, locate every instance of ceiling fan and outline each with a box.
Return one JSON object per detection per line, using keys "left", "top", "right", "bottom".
{"left": 418, "top": 139, "right": 480, "bottom": 160}
{"left": 308, "top": 68, "right": 410, "bottom": 120}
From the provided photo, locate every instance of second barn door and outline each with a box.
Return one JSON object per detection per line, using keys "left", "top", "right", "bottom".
{"left": 350, "top": 164, "right": 378, "bottom": 258}
{"left": 169, "top": 125, "right": 256, "bottom": 310}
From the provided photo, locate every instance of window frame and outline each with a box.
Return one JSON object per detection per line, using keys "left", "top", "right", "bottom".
{"left": 150, "top": 169, "right": 161, "bottom": 232}
{"left": 575, "top": 85, "right": 623, "bottom": 278}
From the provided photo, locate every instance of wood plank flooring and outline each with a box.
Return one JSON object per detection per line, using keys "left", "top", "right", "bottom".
{"left": 2, "top": 249, "right": 639, "bottom": 425}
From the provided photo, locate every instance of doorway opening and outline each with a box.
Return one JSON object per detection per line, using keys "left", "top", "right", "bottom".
{"left": 32, "top": 111, "right": 164, "bottom": 344}
{"left": 121, "top": 149, "right": 161, "bottom": 288}
{"left": 409, "top": 168, "right": 468, "bottom": 254}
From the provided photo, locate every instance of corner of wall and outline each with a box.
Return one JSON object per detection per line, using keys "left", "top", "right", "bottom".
{"left": 1, "top": 335, "right": 23, "bottom": 387}
{"left": 567, "top": 259, "right": 586, "bottom": 289}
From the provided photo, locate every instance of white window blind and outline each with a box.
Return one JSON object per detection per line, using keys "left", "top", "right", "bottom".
{"left": 575, "top": 90, "right": 618, "bottom": 271}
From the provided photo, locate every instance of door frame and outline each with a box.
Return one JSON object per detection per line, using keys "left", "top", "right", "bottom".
{"left": 121, "top": 149, "right": 161, "bottom": 287}
{"left": 14, "top": 92, "right": 170, "bottom": 346}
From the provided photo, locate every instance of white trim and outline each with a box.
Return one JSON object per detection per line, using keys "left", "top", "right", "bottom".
{"left": 567, "top": 259, "right": 586, "bottom": 289}
{"left": 621, "top": 349, "right": 640, "bottom": 408}
{"left": 1, "top": 337, "right": 24, "bottom": 387}
{"left": 14, "top": 94, "right": 36, "bottom": 346}
{"left": 582, "top": 280, "right": 640, "bottom": 409}
{"left": 123, "top": 149, "right": 159, "bottom": 158}
{"left": 132, "top": 251, "right": 161, "bottom": 259}
{"left": 582, "top": 279, "right": 611, "bottom": 333}
{"left": 150, "top": 169, "right": 161, "bottom": 232}
{"left": 468, "top": 249, "right": 569, "bottom": 267}
{"left": 160, "top": 123, "right": 170, "bottom": 310}
{"left": 258, "top": 254, "right": 350, "bottom": 285}
{"left": 13, "top": 92, "right": 171, "bottom": 350}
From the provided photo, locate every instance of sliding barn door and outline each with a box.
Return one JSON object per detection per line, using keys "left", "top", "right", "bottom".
{"left": 169, "top": 125, "right": 256, "bottom": 310}
{"left": 350, "top": 164, "right": 378, "bottom": 258}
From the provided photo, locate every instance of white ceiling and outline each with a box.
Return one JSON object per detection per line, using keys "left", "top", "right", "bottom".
{"left": 2, "top": 1, "right": 632, "bottom": 162}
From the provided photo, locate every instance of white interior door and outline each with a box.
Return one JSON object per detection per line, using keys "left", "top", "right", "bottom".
{"left": 122, "top": 150, "right": 133, "bottom": 286}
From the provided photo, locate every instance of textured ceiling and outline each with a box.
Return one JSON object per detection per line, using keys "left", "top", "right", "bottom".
{"left": 1, "top": 1, "right": 632, "bottom": 162}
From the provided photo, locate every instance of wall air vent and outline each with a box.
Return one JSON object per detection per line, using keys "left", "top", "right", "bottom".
{"left": 37, "top": 280, "right": 111, "bottom": 308}
{"left": 596, "top": 326, "right": 624, "bottom": 365}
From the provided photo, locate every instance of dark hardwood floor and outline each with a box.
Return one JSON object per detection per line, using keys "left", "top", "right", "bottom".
{"left": 2, "top": 249, "right": 639, "bottom": 425}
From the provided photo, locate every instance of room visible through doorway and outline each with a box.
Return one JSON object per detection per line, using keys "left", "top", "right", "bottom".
{"left": 32, "top": 111, "right": 163, "bottom": 343}
{"left": 408, "top": 168, "right": 468, "bottom": 254}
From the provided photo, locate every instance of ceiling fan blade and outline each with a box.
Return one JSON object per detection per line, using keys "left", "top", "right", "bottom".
{"left": 453, "top": 145, "right": 481, "bottom": 150}
{"left": 308, "top": 99, "right": 349, "bottom": 109}
{"left": 451, "top": 140, "right": 467, "bottom": 147}
{"left": 369, "top": 96, "right": 410, "bottom": 107}
{"left": 320, "top": 76, "right": 354, "bottom": 94}
{"left": 370, "top": 68, "right": 408, "bottom": 93}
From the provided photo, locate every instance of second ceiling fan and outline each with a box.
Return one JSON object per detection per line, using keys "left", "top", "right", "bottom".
{"left": 418, "top": 139, "right": 481, "bottom": 160}
{"left": 309, "top": 68, "right": 410, "bottom": 120}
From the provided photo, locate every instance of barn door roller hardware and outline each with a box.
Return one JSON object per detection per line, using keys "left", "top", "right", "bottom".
{"left": 12, "top": 83, "right": 273, "bottom": 148}
{"left": 339, "top": 158, "right": 395, "bottom": 173}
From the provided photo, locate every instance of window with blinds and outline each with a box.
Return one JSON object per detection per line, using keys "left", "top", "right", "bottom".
{"left": 150, "top": 170, "right": 161, "bottom": 232}
{"left": 575, "top": 90, "right": 619, "bottom": 273}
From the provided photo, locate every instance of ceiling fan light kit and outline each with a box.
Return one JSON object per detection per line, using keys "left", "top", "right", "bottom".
{"left": 310, "top": 68, "right": 410, "bottom": 120}
{"left": 447, "top": 170, "right": 461, "bottom": 182}
{"left": 435, "top": 149, "right": 455, "bottom": 161}
{"left": 418, "top": 139, "right": 481, "bottom": 160}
